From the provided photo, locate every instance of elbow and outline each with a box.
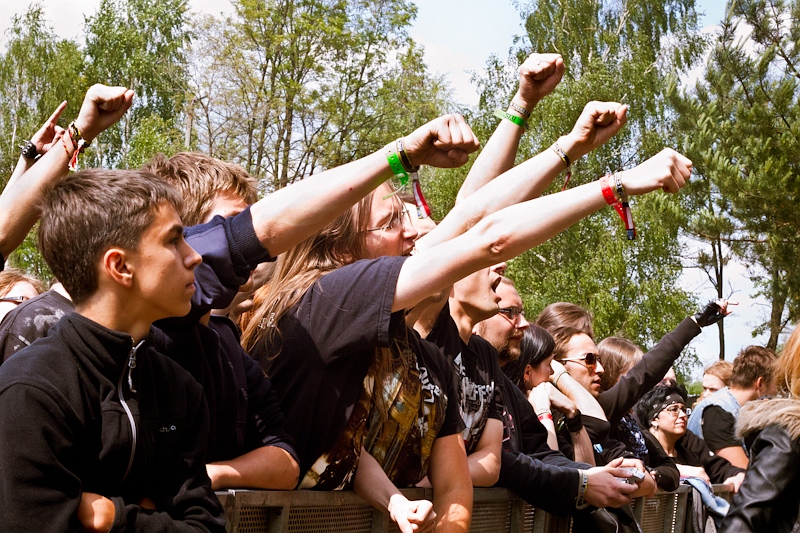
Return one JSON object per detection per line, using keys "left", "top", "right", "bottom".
{"left": 472, "top": 218, "right": 514, "bottom": 263}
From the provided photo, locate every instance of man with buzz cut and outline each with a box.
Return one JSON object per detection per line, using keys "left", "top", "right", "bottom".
{"left": 0, "top": 168, "right": 225, "bottom": 532}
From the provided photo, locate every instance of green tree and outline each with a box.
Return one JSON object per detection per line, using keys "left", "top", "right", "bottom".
{"left": 0, "top": 4, "right": 85, "bottom": 278}
{"left": 187, "top": 0, "right": 452, "bottom": 193}
{"left": 83, "top": 0, "right": 190, "bottom": 168}
{"left": 463, "top": 0, "right": 706, "bottom": 371}
{"left": 672, "top": 0, "right": 800, "bottom": 349}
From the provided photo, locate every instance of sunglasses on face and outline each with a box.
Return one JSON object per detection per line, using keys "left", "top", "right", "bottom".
{"left": 498, "top": 306, "right": 525, "bottom": 326}
{"left": 0, "top": 295, "right": 30, "bottom": 305}
{"left": 559, "top": 352, "right": 600, "bottom": 370}
{"left": 662, "top": 404, "right": 691, "bottom": 417}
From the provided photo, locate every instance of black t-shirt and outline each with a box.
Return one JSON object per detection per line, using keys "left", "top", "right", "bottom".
{"left": 0, "top": 290, "right": 74, "bottom": 363}
{"left": 702, "top": 405, "right": 740, "bottom": 451}
{"left": 426, "top": 304, "right": 503, "bottom": 454}
{"left": 251, "top": 256, "right": 461, "bottom": 490}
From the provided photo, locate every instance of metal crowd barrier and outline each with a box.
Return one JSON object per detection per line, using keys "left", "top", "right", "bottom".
{"left": 216, "top": 484, "right": 735, "bottom": 533}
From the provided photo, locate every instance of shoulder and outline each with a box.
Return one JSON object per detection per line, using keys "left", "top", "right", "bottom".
{"left": 737, "top": 397, "right": 800, "bottom": 442}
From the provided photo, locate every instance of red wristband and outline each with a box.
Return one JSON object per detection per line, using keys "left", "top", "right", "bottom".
{"left": 537, "top": 412, "right": 553, "bottom": 422}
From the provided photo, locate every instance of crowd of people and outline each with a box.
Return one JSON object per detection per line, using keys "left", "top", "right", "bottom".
{"left": 0, "top": 53, "right": 797, "bottom": 533}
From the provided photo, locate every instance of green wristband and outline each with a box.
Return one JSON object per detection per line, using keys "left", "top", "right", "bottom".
{"left": 387, "top": 150, "right": 409, "bottom": 187}
{"left": 494, "top": 109, "right": 528, "bottom": 130}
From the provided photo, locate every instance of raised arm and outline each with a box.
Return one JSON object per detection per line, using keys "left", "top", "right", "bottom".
{"left": 456, "top": 53, "right": 564, "bottom": 201}
{"left": 7, "top": 101, "right": 67, "bottom": 188}
{"left": 250, "top": 115, "right": 480, "bottom": 257}
{"left": 0, "top": 85, "right": 133, "bottom": 263}
{"left": 417, "top": 101, "right": 629, "bottom": 253}
{"left": 395, "top": 146, "right": 691, "bottom": 313}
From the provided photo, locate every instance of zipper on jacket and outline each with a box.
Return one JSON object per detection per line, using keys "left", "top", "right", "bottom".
{"left": 118, "top": 339, "right": 144, "bottom": 482}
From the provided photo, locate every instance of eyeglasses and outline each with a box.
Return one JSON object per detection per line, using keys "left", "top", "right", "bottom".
{"left": 498, "top": 306, "right": 525, "bottom": 325}
{"left": 559, "top": 352, "right": 601, "bottom": 370}
{"left": 662, "top": 404, "right": 691, "bottom": 417}
{"left": 365, "top": 208, "right": 410, "bottom": 233}
{"left": 0, "top": 295, "right": 30, "bottom": 304}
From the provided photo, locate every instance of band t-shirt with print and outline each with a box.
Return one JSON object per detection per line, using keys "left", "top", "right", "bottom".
{"left": 363, "top": 331, "right": 464, "bottom": 487}
{"left": 426, "top": 304, "right": 503, "bottom": 454}
{"left": 251, "top": 256, "right": 409, "bottom": 489}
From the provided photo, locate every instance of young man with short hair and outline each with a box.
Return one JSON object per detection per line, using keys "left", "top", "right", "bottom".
{"left": 0, "top": 168, "right": 225, "bottom": 531}
{"left": 688, "top": 345, "right": 778, "bottom": 469}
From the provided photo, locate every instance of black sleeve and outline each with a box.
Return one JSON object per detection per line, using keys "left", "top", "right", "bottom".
{"left": 720, "top": 426, "right": 800, "bottom": 532}
{"left": 644, "top": 436, "right": 680, "bottom": 491}
{"left": 702, "top": 406, "right": 740, "bottom": 451}
{"left": 296, "top": 257, "right": 407, "bottom": 364}
{"left": 241, "top": 351, "right": 299, "bottom": 462}
{"left": 498, "top": 450, "right": 581, "bottom": 517}
{"left": 598, "top": 317, "right": 700, "bottom": 425}
{"left": 0, "top": 383, "right": 87, "bottom": 530}
{"left": 680, "top": 430, "right": 744, "bottom": 484}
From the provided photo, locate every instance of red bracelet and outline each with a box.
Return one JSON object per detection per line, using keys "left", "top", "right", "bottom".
{"left": 599, "top": 175, "right": 636, "bottom": 239}
{"left": 537, "top": 412, "right": 553, "bottom": 422}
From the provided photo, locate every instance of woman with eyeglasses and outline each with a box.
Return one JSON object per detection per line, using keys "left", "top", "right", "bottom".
{"left": 636, "top": 382, "right": 745, "bottom": 489}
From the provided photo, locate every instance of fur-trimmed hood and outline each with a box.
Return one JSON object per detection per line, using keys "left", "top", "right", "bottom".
{"left": 735, "top": 397, "right": 800, "bottom": 441}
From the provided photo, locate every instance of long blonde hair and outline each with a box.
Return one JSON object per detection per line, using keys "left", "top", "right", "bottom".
{"left": 775, "top": 325, "right": 800, "bottom": 398}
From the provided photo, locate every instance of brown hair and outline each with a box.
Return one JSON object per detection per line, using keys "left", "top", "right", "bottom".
{"left": 240, "top": 184, "right": 407, "bottom": 420}
{"left": 536, "top": 302, "right": 594, "bottom": 339}
{"left": 550, "top": 325, "right": 588, "bottom": 361}
{"left": 597, "top": 336, "right": 643, "bottom": 391}
{"left": 704, "top": 360, "right": 733, "bottom": 386}
{"left": 0, "top": 268, "right": 45, "bottom": 298}
{"left": 774, "top": 325, "right": 800, "bottom": 398}
{"left": 143, "top": 152, "right": 257, "bottom": 226}
{"left": 729, "top": 345, "right": 778, "bottom": 389}
{"left": 38, "top": 169, "right": 183, "bottom": 305}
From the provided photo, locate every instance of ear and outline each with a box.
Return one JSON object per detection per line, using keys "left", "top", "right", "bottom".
{"left": 101, "top": 248, "right": 134, "bottom": 288}
{"left": 524, "top": 364, "right": 533, "bottom": 381}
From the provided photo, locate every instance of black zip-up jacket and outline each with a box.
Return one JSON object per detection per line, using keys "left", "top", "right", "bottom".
{"left": 0, "top": 313, "right": 226, "bottom": 532}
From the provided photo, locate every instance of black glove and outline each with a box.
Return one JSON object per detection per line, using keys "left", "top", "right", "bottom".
{"left": 694, "top": 301, "right": 725, "bottom": 327}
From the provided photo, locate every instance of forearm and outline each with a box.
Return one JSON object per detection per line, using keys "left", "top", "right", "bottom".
{"left": 353, "top": 448, "right": 403, "bottom": 511}
{"left": 715, "top": 446, "right": 749, "bottom": 469}
{"left": 428, "top": 435, "right": 472, "bottom": 533}
{"left": 251, "top": 150, "right": 391, "bottom": 256}
{"left": 456, "top": 119, "right": 525, "bottom": 202}
{"left": 395, "top": 180, "right": 607, "bottom": 311}
{"left": 571, "top": 429, "right": 596, "bottom": 466}
{"left": 418, "top": 144, "right": 566, "bottom": 252}
{"left": 6, "top": 156, "right": 34, "bottom": 188}
{"left": 0, "top": 145, "right": 71, "bottom": 259}
{"left": 552, "top": 371, "right": 607, "bottom": 419}
{"left": 206, "top": 446, "right": 299, "bottom": 490}
{"left": 467, "top": 449, "right": 500, "bottom": 487}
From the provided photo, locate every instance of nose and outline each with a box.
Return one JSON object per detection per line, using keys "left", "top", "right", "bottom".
{"left": 517, "top": 312, "right": 530, "bottom": 331}
{"left": 183, "top": 241, "right": 203, "bottom": 270}
{"left": 491, "top": 262, "right": 507, "bottom": 275}
{"left": 594, "top": 360, "right": 604, "bottom": 375}
{"left": 402, "top": 213, "right": 418, "bottom": 241}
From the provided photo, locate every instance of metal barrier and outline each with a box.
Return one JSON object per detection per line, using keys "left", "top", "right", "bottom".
{"left": 217, "top": 484, "right": 735, "bottom": 533}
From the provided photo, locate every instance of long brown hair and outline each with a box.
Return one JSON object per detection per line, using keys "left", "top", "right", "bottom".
{"left": 241, "top": 184, "right": 410, "bottom": 419}
{"left": 597, "top": 336, "right": 643, "bottom": 391}
{"left": 240, "top": 191, "right": 373, "bottom": 354}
